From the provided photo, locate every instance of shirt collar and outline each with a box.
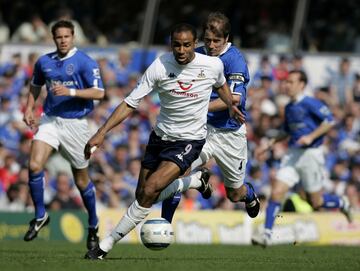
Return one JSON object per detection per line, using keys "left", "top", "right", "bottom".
{"left": 204, "top": 42, "right": 232, "bottom": 56}
{"left": 52, "top": 47, "right": 77, "bottom": 60}
{"left": 219, "top": 42, "right": 232, "bottom": 56}
{"left": 294, "top": 93, "right": 305, "bottom": 103}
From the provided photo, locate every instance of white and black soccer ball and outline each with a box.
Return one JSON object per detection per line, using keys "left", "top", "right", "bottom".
{"left": 140, "top": 218, "right": 175, "bottom": 250}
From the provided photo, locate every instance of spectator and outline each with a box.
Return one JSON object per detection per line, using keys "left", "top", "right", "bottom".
{"left": 329, "top": 58, "right": 355, "bottom": 108}
{"left": 48, "top": 172, "right": 82, "bottom": 210}
{"left": 11, "top": 14, "right": 51, "bottom": 43}
{"left": 110, "top": 48, "right": 137, "bottom": 87}
{"left": 0, "top": 182, "right": 29, "bottom": 211}
{"left": 49, "top": 8, "right": 88, "bottom": 45}
{"left": 0, "top": 154, "right": 20, "bottom": 191}
{"left": 291, "top": 54, "right": 305, "bottom": 72}
{"left": 0, "top": 14, "right": 9, "bottom": 43}
{"left": 252, "top": 55, "right": 274, "bottom": 87}
{"left": 273, "top": 55, "right": 289, "bottom": 81}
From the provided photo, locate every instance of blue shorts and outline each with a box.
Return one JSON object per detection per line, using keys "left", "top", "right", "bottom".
{"left": 142, "top": 131, "right": 205, "bottom": 175}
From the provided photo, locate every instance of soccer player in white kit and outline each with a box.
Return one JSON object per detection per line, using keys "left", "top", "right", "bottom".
{"left": 84, "top": 23, "right": 242, "bottom": 259}
{"left": 23, "top": 20, "right": 104, "bottom": 249}
{"left": 251, "top": 70, "right": 353, "bottom": 247}
{"left": 162, "top": 12, "right": 260, "bottom": 222}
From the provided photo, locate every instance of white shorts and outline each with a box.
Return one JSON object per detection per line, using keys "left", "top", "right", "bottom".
{"left": 34, "top": 114, "right": 91, "bottom": 169}
{"left": 191, "top": 124, "right": 247, "bottom": 189}
{"left": 276, "top": 147, "right": 325, "bottom": 193}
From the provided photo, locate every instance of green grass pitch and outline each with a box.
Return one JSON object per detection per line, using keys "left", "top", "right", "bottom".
{"left": 0, "top": 241, "right": 359, "bottom": 271}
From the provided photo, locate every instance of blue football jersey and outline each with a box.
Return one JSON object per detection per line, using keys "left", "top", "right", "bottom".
{"left": 32, "top": 48, "right": 104, "bottom": 118}
{"left": 196, "top": 44, "right": 250, "bottom": 130}
{"left": 284, "top": 96, "right": 334, "bottom": 148}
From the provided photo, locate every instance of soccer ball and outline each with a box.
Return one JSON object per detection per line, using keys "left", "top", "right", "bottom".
{"left": 140, "top": 218, "right": 175, "bottom": 250}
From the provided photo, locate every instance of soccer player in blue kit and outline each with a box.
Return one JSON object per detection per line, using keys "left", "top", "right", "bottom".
{"left": 161, "top": 12, "right": 260, "bottom": 222}
{"left": 251, "top": 70, "right": 353, "bottom": 247}
{"left": 22, "top": 20, "right": 105, "bottom": 249}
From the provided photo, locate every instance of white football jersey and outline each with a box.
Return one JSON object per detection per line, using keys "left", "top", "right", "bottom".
{"left": 125, "top": 52, "right": 226, "bottom": 140}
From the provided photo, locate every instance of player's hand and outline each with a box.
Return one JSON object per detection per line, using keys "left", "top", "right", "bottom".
{"left": 84, "top": 131, "right": 105, "bottom": 159}
{"left": 51, "top": 85, "right": 72, "bottom": 96}
{"left": 23, "top": 108, "right": 36, "bottom": 129}
{"left": 296, "top": 135, "right": 313, "bottom": 146}
{"left": 230, "top": 105, "right": 246, "bottom": 123}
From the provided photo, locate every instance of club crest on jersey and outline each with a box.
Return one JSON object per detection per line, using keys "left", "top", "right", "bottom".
{"left": 197, "top": 69, "right": 205, "bottom": 78}
{"left": 66, "top": 64, "right": 75, "bottom": 75}
{"left": 177, "top": 80, "right": 194, "bottom": 91}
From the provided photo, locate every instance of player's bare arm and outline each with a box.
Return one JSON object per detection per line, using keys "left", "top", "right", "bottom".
{"left": 51, "top": 85, "right": 105, "bottom": 100}
{"left": 23, "top": 85, "right": 42, "bottom": 128}
{"left": 84, "top": 101, "right": 135, "bottom": 159}
{"left": 296, "top": 121, "right": 334, "bottom": 146}
{"left": 215, "top": 83, "right": 245, "bottom": 123}
{"left": 208, "top": 93, "right": 240, "bottom": 112}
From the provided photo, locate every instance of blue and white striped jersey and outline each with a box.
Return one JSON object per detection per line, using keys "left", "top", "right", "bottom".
{"left": 284, "top": 95, "right": 334, "bottom": 148}
{"left": 196, "top": 43, "right": 250, "bottom": 130}
{"left": 32, "top": 48, "right": 104, "bottom": 118}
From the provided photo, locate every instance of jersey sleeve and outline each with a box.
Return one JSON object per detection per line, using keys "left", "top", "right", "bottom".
{"left": 81, "top": 58, "right": 104, "bottom": 90}
{"left": 213, "top": 58, "right": 226, "bottom": 88}
{"left": 31, "top": 59, "right": 45, "bottom": 87}
{"left": 306, "top": 98, "right": 334, "bottom": 122}
{"left": 124, "top": 58, "right": 160, "bottom": 108}
{"left": 226, "top": 54, "right": 250, "bottom": 95}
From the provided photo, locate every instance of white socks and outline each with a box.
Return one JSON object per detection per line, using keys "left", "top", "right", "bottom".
{"left": 99, "top": 171, "right": 203, "bottom": 253}
{"left": 99, "top": 200, "right": 151, "bottom": 252}
{"left": 155, "top": 170, "right": 202, "bottom": 203}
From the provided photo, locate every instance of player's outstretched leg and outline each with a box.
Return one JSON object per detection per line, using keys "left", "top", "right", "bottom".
{"left": 161, "top": 192, "right": 182, "bottom": 223}
{"left": 24, "top": 212, "right": 50, "bottom": 241}
{"left": 244, "top": 182, "right": 260, "bottom": 218}
{"left": 85, "top": 200, "right": 151, "bottom": 260}
{"left": 161, "top": 168, "right": 211, "bottom": 223}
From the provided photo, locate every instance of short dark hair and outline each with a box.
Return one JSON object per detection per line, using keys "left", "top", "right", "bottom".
{"left": 203, "top": 12, "right": 231, "bottom": 38}
{"left": 170, "top": 23, "right": 197, "bottom": 41}
{"left": 289, "top": 70, "right": 308, "bottom": 85}
{"left": 51, "top": 20, "right": 74, "bottom": 36}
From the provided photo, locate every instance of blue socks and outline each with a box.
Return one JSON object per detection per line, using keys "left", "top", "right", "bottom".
{"left": 29, "top": 171, "right": 98, "bottom": 228}
{"left": 161, "top": 192, "right": 182, "bottom": 223}
{"left": 321, "top": 193, "right": 342, "bottom": 209}
{"left": 80, "top": 181, "right": 98, "bottom": 228}
{"left": 265, "top": 200, "right": 281, "bottom": 231}
{"left": 28, "top": 171, "right": 46, "bottom": 220}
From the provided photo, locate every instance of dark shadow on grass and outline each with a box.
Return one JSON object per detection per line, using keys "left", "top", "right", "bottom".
{"left": 81, "top": 256, "right": 237, "bottom": 261}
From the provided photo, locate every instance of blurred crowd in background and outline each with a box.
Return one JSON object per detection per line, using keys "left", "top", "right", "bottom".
{"left": 1, "top": 0, "right": 360, "bottom": 52}
{"left": 0, "top": 0, "right": 359, "bottom": 215}
{"left": 0, "top": 48, "right": 359, "bottom": 215}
